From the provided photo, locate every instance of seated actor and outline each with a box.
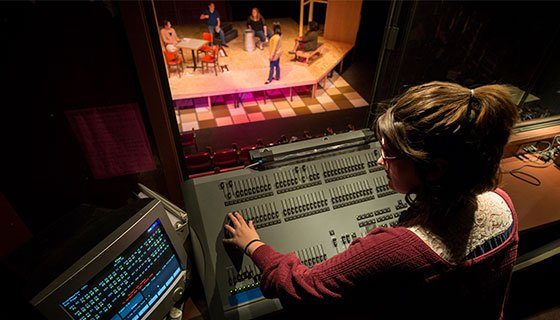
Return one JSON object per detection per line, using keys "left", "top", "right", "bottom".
{"left": 200, "top": 2, "right": 228, "bottom": 47}
{"left": 160, "top": 20, "right": 180, "bottom": 52}
{"left": 289, "top": 21, "right": 319, "bottom": 57}
{"left": 247, "top": 8, "right": 272, "bottom": 50}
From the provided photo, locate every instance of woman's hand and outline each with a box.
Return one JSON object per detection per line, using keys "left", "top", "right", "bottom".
{"left": 223, "top": 212, "right": 264, "bottom": 255}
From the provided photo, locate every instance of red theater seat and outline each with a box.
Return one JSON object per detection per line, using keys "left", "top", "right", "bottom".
{"left": 238, "top": 145, "right": 257, "bottom": 165}
{"left": 184, "top": 152, "right": 212, "bottom": 175}
{"left": 180, "top": 128, "right": 197, "bottom": 152}
{"left": 212, "top": 148, "right": 238, "bottom": 170}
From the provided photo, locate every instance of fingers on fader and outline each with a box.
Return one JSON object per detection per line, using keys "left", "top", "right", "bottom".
{"left": 228, "top": 212, "right": 240, "bottom": 227}
{"left": 235, "top": 212, "right": 247, "bottom": 226}
{"left": 224, "top": 224, "right": 235, "bottom": 234}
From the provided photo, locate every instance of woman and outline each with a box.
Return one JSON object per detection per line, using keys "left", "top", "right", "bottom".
{"left": 289, "top": 21, "right": 319, "bottom": 57}
{"left": 247, "top": 8, "right": 271, "bottom": 50}
{"left": 224, "top": 82, "right": 520, "bottom": 318}
{"left": 265, "top": 23, "right": 282, "bottom": 85}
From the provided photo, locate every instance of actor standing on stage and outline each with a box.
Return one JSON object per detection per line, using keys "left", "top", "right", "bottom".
{"left": 265, "top": 23, "right": 282, "bottom": 85}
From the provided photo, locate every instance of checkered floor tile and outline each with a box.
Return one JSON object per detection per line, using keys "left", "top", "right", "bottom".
{"left": 175, "top": 72, "right": 368, "bottom": 132}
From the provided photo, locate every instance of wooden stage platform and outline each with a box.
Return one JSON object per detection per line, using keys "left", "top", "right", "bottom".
{"left": 168, "top": 18, "right": 353, "bottom": 103}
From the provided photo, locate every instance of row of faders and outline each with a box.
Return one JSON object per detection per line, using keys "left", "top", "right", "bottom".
{"left": 226, "top": 264, "right": 261, "bottom": 296}
{"left": 274, "top": 164, "right": 321, "bottom": 194}
{"left": 321, "top": 155, "right": 367, "bottom": 183}
{"left": 365, "top": 149, "right": 384, "bottom": 172}
{"left": 373, "top": 176, "right": 397, "bottom": 198}
{"left": 295, "top": 244, "right": 327, "bottom": 268}
{"left": 330, "top": 180, "right": 375, "bottom": 209}
{"left": 238, "top": 203, "right": 282, "bottom": 229}
{"left": 281, "top": 190, "right": 329, "bottom": 221}
{"left": 220, "top": 177, "right": 274, "bottom": 205}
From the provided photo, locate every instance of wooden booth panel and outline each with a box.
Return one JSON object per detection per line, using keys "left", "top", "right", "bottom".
{"left": 500, "top": 157, "right": 560, "bottom": 232}
{"left": 324, "top": 0, "right": 363, "bottom": 44}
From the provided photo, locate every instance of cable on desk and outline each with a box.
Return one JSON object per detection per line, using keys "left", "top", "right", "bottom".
{"left": 501, "top": 162, "right": 553, "bottom": 186}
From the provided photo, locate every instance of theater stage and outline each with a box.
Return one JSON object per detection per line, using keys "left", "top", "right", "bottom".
{"left": 168, "top": 18, "right": 369, "bottom": 132}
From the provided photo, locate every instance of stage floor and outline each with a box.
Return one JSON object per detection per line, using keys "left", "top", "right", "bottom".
{"left": 174, "top": 71, "right": 369, "bottom": 131}
{"left": 169, "top": 18, "right": 354, "bottom": 100}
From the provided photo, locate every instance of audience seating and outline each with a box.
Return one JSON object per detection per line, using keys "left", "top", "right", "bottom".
{"left": 184, "top": 152, "right": 213, "bottom": 175}
{"left": 212, "top": 148, "right": 239, "bottom": 170}
{"left": 184, "top": 124, "right": 360, "bottom": 176}
{"left": 180, "top": 128, "right": 197, "bottom": 152}
{"left": 276, "top": 135, "right": 289, "bottom": 145}
{"left": 236, "top": 145, "right": 257, "bottom": 165}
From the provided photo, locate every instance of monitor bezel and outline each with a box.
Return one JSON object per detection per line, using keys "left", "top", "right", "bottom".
{"left": 31, "top": 199, "right": 188, "bottom": 319}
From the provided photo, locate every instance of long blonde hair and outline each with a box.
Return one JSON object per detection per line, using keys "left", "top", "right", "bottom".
{"left": 375, "top": 81, "right": 519, "bottom": 226}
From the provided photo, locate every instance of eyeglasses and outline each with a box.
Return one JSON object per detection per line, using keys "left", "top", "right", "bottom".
{"left": 379, "top": 147, "right": 401, "bottom": 168}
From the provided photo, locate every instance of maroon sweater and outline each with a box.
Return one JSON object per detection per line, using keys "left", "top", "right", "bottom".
{"left": 251, "top": 189, "right": 518, "bottom": 319}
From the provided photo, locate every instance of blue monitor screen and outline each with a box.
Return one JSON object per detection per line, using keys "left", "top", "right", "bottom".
{"left": 60, "top": 219, "right": 182, "bottom": 320}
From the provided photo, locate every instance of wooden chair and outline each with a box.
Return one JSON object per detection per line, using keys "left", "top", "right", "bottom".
{"left": 201, "top": 46, "right": 220, "bottom": 76}
{"left": 163, "top": 49, "right": 184, "bottom": 77}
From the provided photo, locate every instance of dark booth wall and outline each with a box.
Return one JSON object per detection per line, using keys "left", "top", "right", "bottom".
{"left": 1, "top": 1, "right": 167, "bottom": 239}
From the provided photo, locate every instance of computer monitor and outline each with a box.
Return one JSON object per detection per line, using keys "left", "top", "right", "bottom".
{"left": 30, "top": 200, "right": 188, "bottom": 320}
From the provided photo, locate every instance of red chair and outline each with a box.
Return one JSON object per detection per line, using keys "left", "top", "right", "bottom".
{"left": 184, "top": 152, "right": 212, "bottom": 175}
{"left": 180, "top": 128, "right": 197, "bottom": 152}
{"left": 197, "top": 32, "right": 213, "bottom": 58}
{"left": 163, "top": 49, "right": 184, "bottom": 78}
{"left": 212, "top": 148, "right": 238, "bottom": 171}
{"left": 201, "top": 46, "right": 220, "bottom": 76}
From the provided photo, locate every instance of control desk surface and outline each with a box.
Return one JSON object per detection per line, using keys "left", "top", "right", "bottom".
{"left": 183, "top": 130, "right": 407, "bottom": 320}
